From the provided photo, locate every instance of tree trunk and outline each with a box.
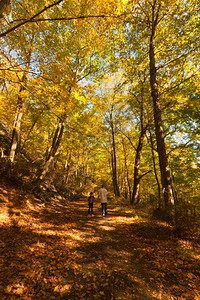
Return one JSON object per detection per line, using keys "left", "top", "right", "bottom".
{"left": 40, "top": 120, "right": 64, "bottom": 180}
{"left": 75, "top": 152, "right": 79, "bottom": 178}
{"left": 149, "top": 2, "right": 174, "bottom": 214}
{"left": 83, "top": 150, "right": 89, "bottom": 185}
{"left": 9, "top": 88, "right": 25, "bottom": 162}
{"left": 9, "top": 68, "right": 30, "bottom": 162}
{"left": 131, "top": 74, "right": 148, "bottom": 205}
{"left": 63, "top": 151, "right": 71, "bottom": 184}
{"left": 122, "top": 137, "right": 131, "bottom": 200}
{"left": 9, "top": 46, "right": 32, "bottom": 162}
{"left": 131, "top": 128, "right": 146, "bottom": 204}
{"left": 149, "top": 128, "right": 161, "bottom": 206}
{"left": 110, "top": 111, "right": 120, "bottom": 197}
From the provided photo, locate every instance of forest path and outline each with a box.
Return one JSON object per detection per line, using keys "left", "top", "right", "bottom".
{"left": 60, "top": 198, "right": 199, "bottom": 300}
{"left": 0, "top": 185, "right": 200, "bottom": 299}
{"left": 61, "top": 199, "right": 156, "bottom": 300}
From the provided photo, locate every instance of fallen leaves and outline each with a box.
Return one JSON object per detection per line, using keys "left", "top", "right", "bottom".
{"left": 0, "top": 183, "right": 199, "bottom": 299}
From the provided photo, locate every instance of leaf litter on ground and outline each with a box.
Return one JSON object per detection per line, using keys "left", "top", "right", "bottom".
{"left": 0, "top": 181, "right": 200, "bottom": 299}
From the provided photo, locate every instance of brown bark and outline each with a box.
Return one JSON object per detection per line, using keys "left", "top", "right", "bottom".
{"left": 0, "top": 0, "right": 63, "bottom": 37}
{"left": 131, "top": 128, "right": 147, "bottom": 204}
{"left": 131, "top": 74, "right": 149, "bottom": 204}
{"left": 63, "top": 151, "right": 71, "bottom": 184}
{"left": 9, "top": 40, "right": 34, "bottom": 162}
{"left": 110, "top": 110, "right": 120, "bottom": 197}
{"left": 9, "top": 88, "right": 25, "bottom": 162}
{"left": 40, "top": 120, "right": 64, "bottom": 180}
{"left": 9, "top": 69, "right": 30, "bottom": 162}
{"left": 149, "top": 2, "right": 174, "bottom": 211}
{"left": 122, "top": 137, "right": 131, "bottom": 200}
{"left": 149, "top": 129, "right": 161, "bottom": 205}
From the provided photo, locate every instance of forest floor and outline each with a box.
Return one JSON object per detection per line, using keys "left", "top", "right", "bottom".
{"left": 0, "top": 182, "right": 200, "bottom": 300}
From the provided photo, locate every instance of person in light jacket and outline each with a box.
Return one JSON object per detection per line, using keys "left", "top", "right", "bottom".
{"left": 98, "top": 185, "right": 108, "bottom": 217}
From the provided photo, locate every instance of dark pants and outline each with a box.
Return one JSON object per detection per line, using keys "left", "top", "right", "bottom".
{"left": 101, "top": 203, "right": 107, "bottom": 216}
{"left": 88, "top": 203, "right": 93, "bottom": 215}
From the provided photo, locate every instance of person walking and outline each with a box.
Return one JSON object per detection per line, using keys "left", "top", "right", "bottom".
{"left": 98, "top": 185, "right": 108, "bottom": 216}
{"left": 88, "top": 192, "right": 95, "bottom": 216}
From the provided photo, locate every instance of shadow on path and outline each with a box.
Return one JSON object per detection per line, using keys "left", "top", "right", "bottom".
{"left": 60, "top": 199, "right": 200, "bottom": 300}
{"left": 0, "top": 188, "right": 199, "bottom": 300}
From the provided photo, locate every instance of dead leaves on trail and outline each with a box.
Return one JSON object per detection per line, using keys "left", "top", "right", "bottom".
{"left": 0, "top": 183, "right": 200, "bottom": 299}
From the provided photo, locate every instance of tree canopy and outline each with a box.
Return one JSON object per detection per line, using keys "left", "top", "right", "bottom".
{"left": 0, "top": 0, "right": 199, "bottom": 222}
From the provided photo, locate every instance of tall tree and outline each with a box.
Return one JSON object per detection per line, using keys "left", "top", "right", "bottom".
{"left": 148, "top": 1, "right": 174, "bottom": 211}
{"left": 109, "top": 104, "right": 120, "bottom": 196}
{"left": 9, "top": 45, "right": 33, "bottom": 162}
{"left": 117, "top": 0, "right": 199, "bottom": 217}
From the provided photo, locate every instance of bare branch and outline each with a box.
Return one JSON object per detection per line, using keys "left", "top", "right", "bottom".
{"left": 138, "top": 170, "right": 152, "bottom": 180}
{"left": 12, "top": 14, "right": 109, "bottom": 24}
{"left": 0, "top": 0, "right": 63, "bottom": 37}
{"left": 122, "top": 132, "right": 137, "bottom": 151}
{"left": 0, "top": 1, "right": 113, "bottom": 39}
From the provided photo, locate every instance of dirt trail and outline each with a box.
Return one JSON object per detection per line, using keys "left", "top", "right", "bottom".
{"left": 59, "top": 199, "right": 200, "bottom": 300}
{"left": 0, "top": 187, "right": 200, "bottom": 299}
{"left": 61, "top": 199, "right": 156, "bottom": 300}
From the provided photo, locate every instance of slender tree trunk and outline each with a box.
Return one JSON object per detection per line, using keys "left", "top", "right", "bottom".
{"left": 110, "top": 111, "right": 120, "bottom": 197}
{"left": 149, "top": 2, "right": 174, "bottom": 213}
{"left": 122, "top": 137, "right": 131, "bottom": 199}
{"left": 63, "top": 151, "right": 71, "bottom": 184}
{"left": 131, "top": 127, "right": 147, "bottom": 204}
{"left": 9, "top": 88, "right": 25, "bottom": 162}
{"left": 131, "top": 74, "right": 148, "bottom": 204}
{"left": 75, "top": 152, "right": 79, "bottom": 178}
{"left": 149, "top": 128, "right": 161, "bottom": 206}
{"left": 9, "top": 44, "right": 33, "bottom": 162}
{"left": 40, "top": 120, "right": 64, "bottom": 180}
{"left": 83, "top": 150, "right": 88, "bottom": 185}
{"left": 9, "top": 70, "right": 30, "bottom": 162}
